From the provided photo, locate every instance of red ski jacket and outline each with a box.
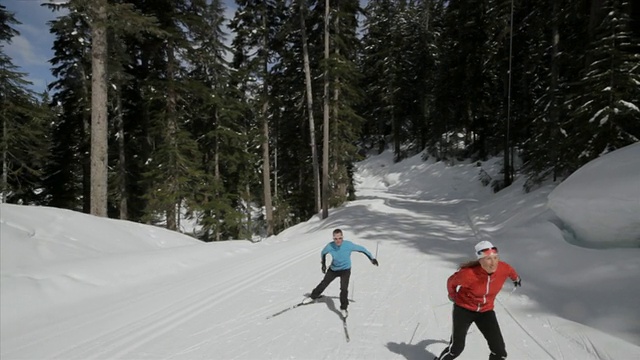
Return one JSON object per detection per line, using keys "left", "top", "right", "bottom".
{"left": 447, "top": 262, "right": 519, "bottom": 312}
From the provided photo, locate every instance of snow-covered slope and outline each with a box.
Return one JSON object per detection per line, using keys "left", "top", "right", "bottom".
{"left": 1, "top": 151, "right": 639, "bottom": 359}
{"left": 548, "top": 142, "right": 640, "bottom": 247}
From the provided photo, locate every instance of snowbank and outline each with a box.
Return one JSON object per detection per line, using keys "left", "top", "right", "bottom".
{"left": 0, "top": 204, "right": 251, "bottom": 325}
{"left": 547, "top": 143, "right": 640, "bottom": 247}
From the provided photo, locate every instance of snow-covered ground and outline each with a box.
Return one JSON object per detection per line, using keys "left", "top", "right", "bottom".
{"left": 2, "top": 149, "right": 639, "bottom": 360}
{"left": 548, "top": 142, "right": 640, "bottom": 247}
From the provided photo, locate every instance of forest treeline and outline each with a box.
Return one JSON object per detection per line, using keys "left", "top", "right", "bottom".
{"left": 1, "top": 0, "right": 638, "bottom": 241}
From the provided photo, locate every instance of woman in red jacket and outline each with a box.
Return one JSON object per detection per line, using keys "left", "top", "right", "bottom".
{"left": 436, "top": 241, "right": 521, "bottom": 360}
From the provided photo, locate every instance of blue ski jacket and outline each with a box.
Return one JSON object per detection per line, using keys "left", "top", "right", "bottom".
{"left": 321, "top": 240, "right": 374, "bottom": 271}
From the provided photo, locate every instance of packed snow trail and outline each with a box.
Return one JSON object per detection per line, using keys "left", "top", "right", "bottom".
{"left": 2, "top": 152, "right": 639, "bottom": 359}
{"left": 3, "top": 191, "right": 636, "bottom": 359}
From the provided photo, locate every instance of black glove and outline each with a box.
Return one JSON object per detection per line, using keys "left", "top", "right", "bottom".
{"left": 321, "top": 263, "right": 327, "bottom": 274}
{"left": 371, "top": 258, "right": 379, "bottom": 266}
{"left": 513, "top": 277, "right": 521, "bottom": 287}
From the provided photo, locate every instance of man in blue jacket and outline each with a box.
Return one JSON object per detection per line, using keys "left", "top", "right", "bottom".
{"left": 302, "top": 229, "right": 379, "bottom": 318}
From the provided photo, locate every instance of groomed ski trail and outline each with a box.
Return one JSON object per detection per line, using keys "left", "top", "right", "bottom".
{"left": 3, "top": 165, "right": 640, "bottom": 359}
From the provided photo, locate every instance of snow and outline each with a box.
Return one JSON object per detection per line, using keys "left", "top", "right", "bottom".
{"left": 2, "top": 150, "right": 640, "bottom": 360}
{"left": 548, "top": 142, "right": 640, "bottom": 247}
{"left": 619, "top": 99, "right": 639, "bottom": 113}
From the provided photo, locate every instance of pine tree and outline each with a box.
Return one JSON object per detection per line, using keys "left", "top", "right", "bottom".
{"left": 521, "top": 0, "right": 586, "bottom": 187}
{"left": 88, "top": 0, "right": 109, "bottom": 217}
{"left": 360, "top": 0, "right": 403, "bottom": 159}
{"left": 181, "top": 0, "right": 248, "bottom": 241}
{"left": 230, "top": 0, "right": 287, "bottom": 235}
{"left": 325, "top": 0, "right": 364, "bottom": 205}
{"left": 267, "top": 1, "right": 314, "bottom": 227}
{"left": 135, "top": 0, "right": 205, "bottom": 231}
{"left": 45, "top": 1, "right": 93, "bottom": 211}
{"left": 565, "top": 0, "right": 640, "bottom": 171}
{"left": 299, "top": 0, "right": 322, "bottom": 214}
{"left": 0, "top": 5, "right": 51, "bottom": 204}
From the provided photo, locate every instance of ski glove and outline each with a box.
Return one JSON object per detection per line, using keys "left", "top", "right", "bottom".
{"left": 321, "top": 263, "right": 327, "bottom": 274}
{"left": 371, "top": 258, "right": 379, "bottom": 266}
{"left": 513, "top": 277, "right": 521, "bottom": 287}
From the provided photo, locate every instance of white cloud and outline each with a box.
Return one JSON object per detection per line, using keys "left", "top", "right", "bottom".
{"left": 5, "top": 35, "right": 48, "bottom": 66}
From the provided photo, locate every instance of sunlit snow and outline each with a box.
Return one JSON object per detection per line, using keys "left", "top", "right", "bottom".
{"left": 548, "top": 142, "right": 640, "bottom": 247}
{"left": 2, "top": 149, "right": 639, "bottom": 359}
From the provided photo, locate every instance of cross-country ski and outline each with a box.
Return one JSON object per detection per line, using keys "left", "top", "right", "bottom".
{"left": 342, "top": 315, "right": 350, "bottom": 342}
{"left": 266, "top": 296, "right": 325, "bottom": 319}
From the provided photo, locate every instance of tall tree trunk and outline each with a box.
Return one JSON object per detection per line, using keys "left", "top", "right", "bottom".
{"left": 391, "top": 89, "right": 399, "bottom": 161}
{"left": 550, "top": 0, "right": 560, "bottom": 181}
{"left": 503, "top": 0, "right": 514, "bottom": 187}
{"left": 261, "top": 8, "right": 274, "bottom": 236}
{"left": 166, "top": 45, "right": 177, "bottom": 231}
{"left": 321, "top": 0, "right": 330, "bottom": 219}
{"left": 1, "top": 106, "right": 6, "bottom": 203}
{"left": 274, "top": 136, "right": 278, "bottom": 200}
{"left": 115, "top": 75, "right": 127, "bottom": 219}
{"left": 299, "top": 0, "right": 321, "bottom": 213}
{"left": 245, "top": 183, "right": 252, "bottom": 240}
{"left": 90, "top": 0, "right": 108, "bottom": 217}
{"left": 261, "top": 99, "right": 273, "bottom": 236}
{"left": 214, "top": 109, "right": 221, "bottom": 241}
{"left": 80, "top": 46, "right": 91, "bottom": 213}
{"left": 332, "top": 2, "right": 347, "bottom": 199}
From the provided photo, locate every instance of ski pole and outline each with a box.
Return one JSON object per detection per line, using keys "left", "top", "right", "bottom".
{"left": 433, "top": 301, "right": 451, "bottom": 308}
{"left": 351, "top": 279, "right": 355, "bottom": 301}
{"left": 409, "top": 322, "right": 420, "bottom": 344}
{"left": 375, "top": 241, "right": 379, "bottom": 258}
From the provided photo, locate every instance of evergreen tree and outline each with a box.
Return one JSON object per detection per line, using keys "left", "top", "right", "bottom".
{"left": 522, "top": 0, "right": 587, "bottom": 187}
{"left": 181, "top": 0, "right": 248, "bottom": 241}
{"left": 230, "top": 0, "right": 287, "bottom": 235}
{"left": 564, "top": 0, "right": 640, "bottom": 170}
{"left": 359, "top": 0, "right": 402, "bottom": 157}
{"left": 136, "top": 0, "right": 205, "bottom": 231}
{"left": 268, "top": 3, "right": 314, "bottom": 227}
{"left": 429, "top": 0, "right": 506, "bottom": 163}
{"left": 0, "top": 5, "right": 51, "bottom": 204}
{"left": 299, "top": 0, "right": 322, "bottom": 215}
{"left": 325, "top": 0, "right": 364, "bottom": 205}
{"left": 45, "top": 1, "right": 93, "bottom": 211}
{"left": 89, "top": 0, "right": 109, "bottom": 217}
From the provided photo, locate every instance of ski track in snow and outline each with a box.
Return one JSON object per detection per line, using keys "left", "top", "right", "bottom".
{"left": 4, "top": 242, "right": 322, "bottom": 359}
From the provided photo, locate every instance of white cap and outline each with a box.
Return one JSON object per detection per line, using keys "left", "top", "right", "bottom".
{"left": 474, "top": 240, "right": 497, "bottom": 259}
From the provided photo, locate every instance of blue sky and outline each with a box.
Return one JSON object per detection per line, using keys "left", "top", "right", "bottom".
{"left": 4, "top": 0, "right": 367, "bottom": 94}
{"left": 3, "top": 0, "right": 239, "bottom": 94}
{"left": 3, "top": 0, "right": 60, "bottom": 92}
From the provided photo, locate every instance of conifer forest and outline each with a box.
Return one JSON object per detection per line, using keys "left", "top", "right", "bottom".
{"left": 1, "top": 0, "right": 639, "bottom": 241}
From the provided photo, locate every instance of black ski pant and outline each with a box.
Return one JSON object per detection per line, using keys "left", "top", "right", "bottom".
{"left": 437, "top": 304, "right": 507, "bottom": 360}
{"left": 310, "top": 268, "right": 351, "bottom": 310}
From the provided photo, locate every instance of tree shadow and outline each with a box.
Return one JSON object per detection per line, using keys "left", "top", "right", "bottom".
{"left": 386, "top": 339, "right": 448, "bottom": 360}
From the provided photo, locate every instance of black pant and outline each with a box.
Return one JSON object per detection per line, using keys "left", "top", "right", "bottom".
{"left": 437, "top": 305, "right": 507, "bottom": 360}
{"left": 310, "top": 268, "right": 351, "bottom": 310}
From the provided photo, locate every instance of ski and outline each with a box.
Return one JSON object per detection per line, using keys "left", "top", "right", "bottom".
{"left": 266, "top": 296, "right": 323, "bottom": 319}
{"left": 342, "top": 316, "right": 350, "bottom": 342}
{"left": 266, "top": 303, "right": 305, "bottom": 319}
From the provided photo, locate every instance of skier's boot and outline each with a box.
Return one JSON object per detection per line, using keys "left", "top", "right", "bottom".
{"left": 301, "top": 296, "right": 314, "bottom": 305}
